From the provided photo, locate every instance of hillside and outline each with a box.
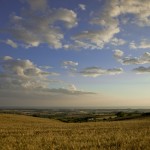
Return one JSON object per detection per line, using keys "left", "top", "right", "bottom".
{"left": 0, "top": 114, "right": 150, "bottom": 150}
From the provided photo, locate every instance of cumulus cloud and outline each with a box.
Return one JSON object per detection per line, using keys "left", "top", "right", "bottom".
{"left": 129, "top": 41, "right": 137, "bottom": 49}
{"left": 68, "top": 84, "right": 77, "bottom": 91}
{"left": 113, "top": 49, "right": 124, "bottom": 59}
{"left": 0, "top": 56, "right": 59, "bottom": 90}
{"left": 78, "top": 4, "right": 86, "bottom": 11}
{"left": 70, "top": 0, "right": 129, "bottom": 50}
{"left": 71, "top": 0, "right": 150, "bottom": 50}
{"left": 79, "top": 67, "right": 123, "bottom": 77}
{"left": 107, "top": 68, "right": 124, "bottom": 75}
{"left": 0, "top": 39, "right": 18, "bottom": 48}
{"left": 98, "top": 0, "right": 150, "bottom": 27}
{"left": 130, "top": 40, "right": 150, "bottom": 49}
{"left": 8, "top": 15, "right": 60, "bottom": 49}
{"left": 72, "top": 27, "right": 120, "bottom": 49}
{"left": 2, "top": 56, "right": 13, "bottom": 60}
{"left": 5, "top": 39, "right": 18, "bottom": 48}
{"left": 62, "top": 60, "right": 78, "bottom": 75}
{"left": 2, "top": 0, "right": 150, "bottom": 51}
{"left": 133, "top": 66, "right": 150, "bottom": 74}
{"left": 24, "top": 0, "right": 78, "bottom": 28}
{"left": 111, "top": 38, "right": 126, "bottom": 46}
{"left": 120, "top": 52, "right": 150, "bottom": 65}
{"left": 0, "top": 56, "right": 93, "bottom": 95}
{"left": 62, "top": 60, "right": 78, "bottom": 68}
{"left": 4, "top": 1, "right": 77, "bottom": 49}
{"left": 63, "top": 40, "right": 100, "bottom": 50}
{"left": 46, "top": 83, "right": 95, "bottom": 95}
{"left": 49, "top": 8, "right": 78, "bottom": 29}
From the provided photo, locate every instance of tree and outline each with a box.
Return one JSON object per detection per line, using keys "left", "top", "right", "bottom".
{"left": 116, "top": 112, "right": 125, "bottom": 117}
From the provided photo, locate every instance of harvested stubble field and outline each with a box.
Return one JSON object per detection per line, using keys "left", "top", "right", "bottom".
{"left": 0, "top": 114, "right": 150, "bottom": 150}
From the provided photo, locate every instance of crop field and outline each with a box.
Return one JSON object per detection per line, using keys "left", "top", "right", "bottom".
{"left": 0, "top": 114, "right": 150, "bottom": 150}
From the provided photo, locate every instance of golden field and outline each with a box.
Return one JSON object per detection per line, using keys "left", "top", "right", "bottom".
{"left": 0, "top": 114, "right": 150, "bottom": 150}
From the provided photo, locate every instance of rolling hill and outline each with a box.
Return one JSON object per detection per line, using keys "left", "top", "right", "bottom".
{"left": 0, "top": 114, "right": 150, "bottom": 150}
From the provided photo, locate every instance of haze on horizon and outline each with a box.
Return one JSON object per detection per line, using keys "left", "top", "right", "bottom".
{"left": 0, "top": 0, "right": 150, "bottom": 107}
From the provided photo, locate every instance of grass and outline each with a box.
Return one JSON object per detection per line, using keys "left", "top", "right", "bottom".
{"left": 0, "top": 114, "right": 150, "bottom": 150}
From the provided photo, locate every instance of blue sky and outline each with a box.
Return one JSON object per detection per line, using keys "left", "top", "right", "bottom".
{"left": 0, "top": 0, "right": 150, "bottom": 107}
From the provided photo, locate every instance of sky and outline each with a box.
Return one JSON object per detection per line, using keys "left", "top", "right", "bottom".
{"left": 0, "top": 0, "right": 150, "bottom": 108}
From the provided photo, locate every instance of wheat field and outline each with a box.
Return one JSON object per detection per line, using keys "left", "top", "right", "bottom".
{"left": 0, "top": 114, "right": 150, "bottom": 150}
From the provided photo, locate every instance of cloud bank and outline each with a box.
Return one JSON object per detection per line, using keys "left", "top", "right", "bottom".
{"left": 0, "top": 56, "right": 94, "bottom": 95}
{"left": 115, "top": 52, "right": 150, "bottom": 65}
{"left": 80, "top": 67, "right": 123, "bottom": 77}
{"left": 133, "top": 66, "right": 150, "bottom": 74}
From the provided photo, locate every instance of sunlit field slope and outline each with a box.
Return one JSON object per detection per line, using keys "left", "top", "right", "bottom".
{"left": 0, "top": 114, "right": 150, "bottom": 150}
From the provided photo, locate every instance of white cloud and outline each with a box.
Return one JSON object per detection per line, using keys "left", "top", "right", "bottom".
{"left": 107, "top": 68, "right": 124, "bottom": 75}
{"left": 129, "top": 41, "right": 137, "bottom": 49}
{"left": 0, "top": 56, "right": 93, "bottom": 95}
{"left": 70, "top": 0, "right": 126, "bottom": 50}
{"left": 120, "top": 52, "right": 150, "bottom": 65}
{"left": 3, "top": 0, "right": 150, "bottom": 51}
{"left": 113, "top": 49, "right": 124, "bottom": 59}
{"left": 50, "top": 8, "right": 78, "bottom": 29}
{"left": 62, "top": 61, "right": 78, "bottom": 68}
{"left": 62, "top": 60, "right": 78, "bottom": 75}
{"left": 79, "top": 4, "right": 86, "bottom": 11}
{"left": 0, "top": 39, "right": 18, "bottom": 48}
{"left": 67, "top": 84, "right": 77, "bottom": 91}
{"left": 111, "top": 38, "right": 126, "bottom": 46}
{"left": 138, "top": 40, "right": 150, "bottom": 49}
{"left": 80, "top": 67, "right": 105, "bottom": 77}
{"left": 80, "top": 67, "right": 123, "bottom": 77}
{"left": 130, "top": 39, "right": 150, "bottom": 49}
{"left": 72, "top": 27, "right": 120, "bottom": 49}
{"left": 5, "top": 2, "right": 78, "bottom": 49}
{"left": 74, "top": 0, "right": 150, "bottom": 50}
{"left": 0, "top": 56, "right": 59, "bottom": 90}
{"left": 133, "top": 66, "right": 150, "bottom": 74}
{"left": 9, "top": 14, "right": 63, "bottom": 49}
{"left": 2, "top": 56, "right": 13, "bottom": 60}
{"left": 63, "top": 40, "right": 100, "bottom": 50}
{"left": 5, "top": 39, "right": 18, "bottom": 48}
{"left": 101, "top": 0, "right": 150, "bottom": 27}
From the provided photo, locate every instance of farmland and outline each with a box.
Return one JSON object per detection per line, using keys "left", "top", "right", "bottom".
{"left": 0, "top": 114, "right": 150, "bottom": 150}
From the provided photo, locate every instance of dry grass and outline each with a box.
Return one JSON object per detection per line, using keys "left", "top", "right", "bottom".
{"left": 0, "top": 114, "right": 150, "bottom": 150}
